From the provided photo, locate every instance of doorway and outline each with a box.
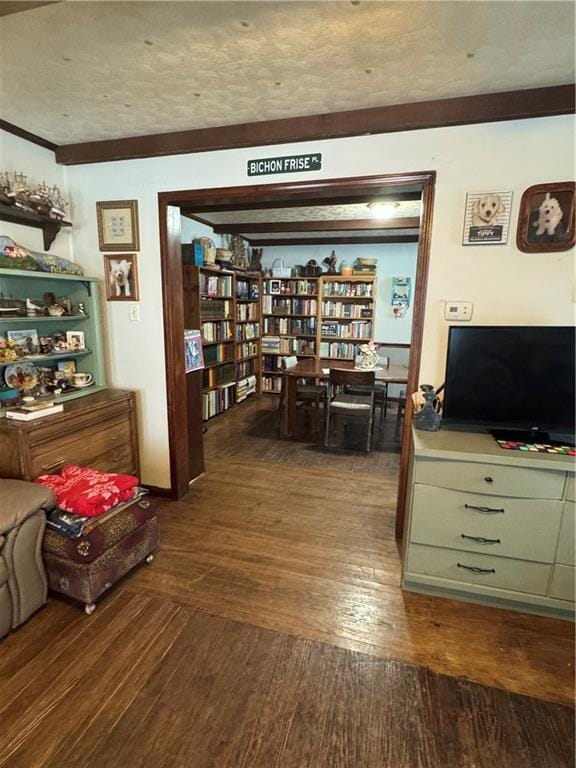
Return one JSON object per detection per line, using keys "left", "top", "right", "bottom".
{"left": 158, "top": 171, "right": 435, "bottom": 538}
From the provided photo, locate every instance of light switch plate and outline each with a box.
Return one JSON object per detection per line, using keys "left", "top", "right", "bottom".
{"left": 444, "top": 301, "right": 473, "bottom": 321}
{"left": 129, "top": 303, "right": 140, "bottom": 322}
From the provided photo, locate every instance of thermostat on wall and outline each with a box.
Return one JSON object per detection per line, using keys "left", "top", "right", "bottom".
{"left": 444, "top": 301, "right": 473, "bottom": 321}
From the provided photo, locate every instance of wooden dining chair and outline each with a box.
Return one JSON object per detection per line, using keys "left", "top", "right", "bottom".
{"left": 324, "top": 368, "right": 376, "bottom": 452}
{"left": 278, "top": 356, "right": 326, "bottom": 434}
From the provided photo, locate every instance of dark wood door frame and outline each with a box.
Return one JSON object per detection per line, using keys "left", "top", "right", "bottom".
{"left": 158, "top": 171, "right": 436, "bottom": 538}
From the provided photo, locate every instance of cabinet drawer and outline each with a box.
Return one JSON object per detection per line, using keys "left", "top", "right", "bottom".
{"left": 30, "top": 416, "right": 133, "bottom": 477}
{"left": 549, "top": 565, "right": 575, "bottom": 602}
{"left": 88, "top": 443, "right": 136, "bottom": 476}
{"left": 406, "top": 544, "right": 551, "bottom": 596}
{"left": 411, "top": 485, "right": 562, "bottom": 563}
{"left": 414, "top": 458, "right": 564, "bottom": 499}
{"left": 556, "top": 502, "right": 575, "bottom": 566}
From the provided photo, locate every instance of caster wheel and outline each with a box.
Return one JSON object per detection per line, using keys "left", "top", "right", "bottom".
{"left": 85, "top": 603, "right": 96, "bottom": 616}
{"left": 145, "top": 553, "right": 154, "bottom": 564}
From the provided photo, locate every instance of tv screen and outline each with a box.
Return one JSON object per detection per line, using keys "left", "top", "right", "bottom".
{"left": 442, "top": 326, "right": 575, "bottom": 442}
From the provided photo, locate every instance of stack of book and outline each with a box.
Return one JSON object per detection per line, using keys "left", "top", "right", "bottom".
{"left": 6, "top": 401, "right": 64, "bottom": 421}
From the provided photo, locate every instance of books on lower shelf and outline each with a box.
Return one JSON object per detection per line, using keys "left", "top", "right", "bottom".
{"left": 321, "top": 320, "right": 372, "bottom": 339}
{"left": 262, "top": 375, "right": 282, "bottom": 393}
{"left": 261, "top": 336, "right": 316, "bottom": 355}
{"left": 6, "top": 404, "right": 64, "bottom": 420}
{"left": 202, "top": 320, "right": 233, "bottom": 343}
{"left": 320, "top": 341, "right": 360, "bottom": 359}
{"left": 202, "top": 383, "right": 236, "bottom": 420}
{"left": 236, "top": 375, "right": 257, "bottom": 403}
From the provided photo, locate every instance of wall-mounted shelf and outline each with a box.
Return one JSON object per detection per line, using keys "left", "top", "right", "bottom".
{"left": 0, "top": 202, "right": 72, "bottom": 251}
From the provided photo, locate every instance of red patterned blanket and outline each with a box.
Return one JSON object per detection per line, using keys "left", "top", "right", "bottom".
{"left": 36, "top": 465, "right": 139, "bottom": 517}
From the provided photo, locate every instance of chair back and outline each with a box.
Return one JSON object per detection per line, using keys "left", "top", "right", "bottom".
{"left": 282, "top": 355, "right": 298, "bottom": 371}
{"left": 328, "top": 368, "right": 375, "bottom": 387}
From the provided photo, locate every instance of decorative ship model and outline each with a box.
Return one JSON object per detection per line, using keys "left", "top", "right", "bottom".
{"left": 0, "top": 171, "right": 69, "bottom": 220}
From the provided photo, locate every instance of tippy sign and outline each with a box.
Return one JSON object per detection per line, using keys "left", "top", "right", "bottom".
{"left": 247, "top": 153, "right": 322, "bottom": 177}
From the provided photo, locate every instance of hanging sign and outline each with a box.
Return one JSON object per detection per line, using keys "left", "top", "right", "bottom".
{"left": 247, "top": 153, "right": 322, "bottom": 177}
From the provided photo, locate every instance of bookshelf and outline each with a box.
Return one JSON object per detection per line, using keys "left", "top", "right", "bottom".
{"left": 261, "top": 277, "right": 319, "bottom": 393}
{"left": 318, "top": 276, "right": 376, "bottom": 362}
{"left": 235, "top": 274, "right": 261, "bottom": 404}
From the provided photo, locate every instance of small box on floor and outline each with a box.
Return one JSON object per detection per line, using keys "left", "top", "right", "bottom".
{"left": 43, "top": 495, "right": 159, "bottom": 615}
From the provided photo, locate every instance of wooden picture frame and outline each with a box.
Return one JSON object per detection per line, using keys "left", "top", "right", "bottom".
{"left": 516, "top": 182, "right": 575, "bottom": 253}
{"left": 103, "top": 254, "right": 140, "bottom": 301}
{"left": 96, "top": 199, "right": 140, "bottom": 251}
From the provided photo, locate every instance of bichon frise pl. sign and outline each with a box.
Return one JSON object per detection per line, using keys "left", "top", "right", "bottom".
{"left": 463, "top": 190, "right": 513, "bottom": 245}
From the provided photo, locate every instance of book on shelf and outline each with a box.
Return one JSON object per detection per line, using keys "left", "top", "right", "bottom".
{"left": 6, "top": 404, "right": 64, "bottom": 421}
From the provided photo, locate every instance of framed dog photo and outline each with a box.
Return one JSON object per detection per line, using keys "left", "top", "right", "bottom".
{"left": 96, "top": 200, "right": 140, "bottom": 251}
{"left": 462, "top": 190, "right": 513, "bottom": 245}
{"left": 66, "top": 331, "right": 86, "bottom": 351}
{"left": 516, "top": 182, "right": 575, "bottom": 253}
{"left": 104, "top": 254, "right": 140, "bottom": 301}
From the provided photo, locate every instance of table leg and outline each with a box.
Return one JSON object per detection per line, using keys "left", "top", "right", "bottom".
{"left": 283, "top": 375, "right": 297, "bottom": 438}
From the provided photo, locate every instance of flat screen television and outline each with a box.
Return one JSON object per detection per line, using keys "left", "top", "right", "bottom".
{"left": 442, "top": 325, "right": 575, "bottom": 444}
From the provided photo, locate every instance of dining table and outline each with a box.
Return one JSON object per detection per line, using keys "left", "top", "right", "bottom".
{"left": 282, "top": 358, "right": 409, "bottom": 438}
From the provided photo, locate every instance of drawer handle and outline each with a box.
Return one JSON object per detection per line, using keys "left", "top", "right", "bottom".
{"left": 41, "top": 458, "right": 65, "bottom": 472}
{"left": 483, "top": 476, "right": 494, "bottom": 484}
{"left": 464, "top": 504, "right": 505, "bottom": 515}
{"left": 461, "top": 534, "right": 501, "bottom": 545}
{"left": 457, "top": 563, "right": 496, "bottom": 575}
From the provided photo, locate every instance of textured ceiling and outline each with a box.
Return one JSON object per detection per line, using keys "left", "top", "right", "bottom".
{"left": 0, "top": 1, "right": 574, "bottom": 145}
{"left": 196, "top": 201, "right": 421, "bottom": 225}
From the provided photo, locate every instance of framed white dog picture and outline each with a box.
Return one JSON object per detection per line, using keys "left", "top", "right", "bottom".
{"left": 516, "top": 182, "right": 575, "bottom": 253}
{"left": 462, "top": 190, "right": 513, "bottom": 245}
{"left": 104, "top": 254, "right": 140, "bottom": 301}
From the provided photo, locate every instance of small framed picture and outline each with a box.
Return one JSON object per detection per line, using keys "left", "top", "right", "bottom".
{"left": 96, "top": 200, "right": 140, "bottom": 251}
{"left": 516, "top": 182, "right": 575, "bottom": 253}
{"left": 6, "top": 328, "right": 39, "bottom": 354}
{"left": 184, "top": 329, "right": 204, "bottom": 373}
{"left": 104, "top": 254, "right": 140, "bottom": 301}
{"left": 463, "top": 191, "right": 513, "bottom": 245}
{"left": 269, "top": 279, "right": 282, "bottom": 295}
{"left": 66, "top": 331, "right": 85, "bottom": 351}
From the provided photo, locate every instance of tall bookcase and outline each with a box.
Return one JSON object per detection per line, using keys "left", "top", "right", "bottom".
{"left": 318, "top": 276, "right": 376, "bottom": 362}
{"left": 261, "top": 277, "right": 319, "bottom": 393}
{"left": 182, "top": 266, "right": 261, "bottom": 421}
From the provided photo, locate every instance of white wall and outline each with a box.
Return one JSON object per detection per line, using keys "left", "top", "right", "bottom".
{"left": 64, "top": 115, "right": 575, "bottom": 488}
{"left": 260, "top": 243, "right": 417, "bottom": 343}
{"left": 0, "top": 130, "right": 72, "bottom": 260}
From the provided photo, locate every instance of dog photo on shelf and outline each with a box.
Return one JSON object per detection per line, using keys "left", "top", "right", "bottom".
{"left": 462, "top": 190, "right": 513, "bottom": 245}
{"left": 516, "top": 182, "right": 575, "bottom": 253}
{"left": 103, "top": 253, "right": 139, "bottom": 301}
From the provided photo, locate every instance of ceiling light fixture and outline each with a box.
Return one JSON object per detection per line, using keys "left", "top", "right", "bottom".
{"left": 367, "top": 201, "right": 398, "bottom": 220}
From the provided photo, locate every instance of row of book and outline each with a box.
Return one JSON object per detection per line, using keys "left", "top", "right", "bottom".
{"left": 262, "top": 296, "right": 317, "bottom": 316}
{"left": 320, "top": 341, "right": 360, "bottom": 359}
{"left": 263, "top": 279, "right": 319, "bottom": 296}
{"left": 235, "top": 322, "right": 259, "bottom": 341}
{"left": 323, "top": 282, "right": 374, "bottom": 297}
{"left": 200, "top": 298, "right": 233, "bottom": 320}
{"left": 262, "top": 355, "right": 284, "bottom": 373}
{"left": 321, "top": 321, "right": 372, "bottom": 339}
{"left": 236, "top": 280, "right": 260, "bottom": 301}
{"left": 200, "top": 274, "right": 233, "bottom": 297}
{"left": 202, "top": 362, "right": 235, "bottom": 390}
{"left": 262, "top": 375, "right": 282, "bottom": 393}
{"left": 236, "top": 375, "right": 257, "bottom": 403}
{"left": 202, "top": 383, "right": 236, "bottom": 420}
{"left": 203, "top": 343, "right": 234, "bottom": 366}
{"left": 236, "top": 341, "right": 258, "bottom": 359}
{"left": 262, "top": 336, "right": 316, "bottom": 355}
{"left": 202, "top": 320, "right": 233, "bottom": 343}
{"left": 321, "top": 301, "right": 373, "bottom": 318}
{"left": 263, "top": 317, "right": 316, "bottom": 335}
{"left": 236, "top": 303, "right": 259, "bottom": 322}
{"left": 236, "top": 358, "right": 258, "bottom": 378}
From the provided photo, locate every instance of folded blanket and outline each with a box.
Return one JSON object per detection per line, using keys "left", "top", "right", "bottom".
{"left": 37, "top": 465, "right": 139, "bottom": 517}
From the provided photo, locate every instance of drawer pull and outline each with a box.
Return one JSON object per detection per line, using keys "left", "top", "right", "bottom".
{"left": 483, "top": 476, "right": 494, "bottom": 484}
{"left": 457, "top": 563, "right": 496, "bottom": 575}
{"left": 40, "top": 458, "right": 65, "bottom": 472}
{"left": 464, "top": 504, "right": 505, "bottom": 515}
{"left": 461, "top": 534, "right": 501, "bottom": 545}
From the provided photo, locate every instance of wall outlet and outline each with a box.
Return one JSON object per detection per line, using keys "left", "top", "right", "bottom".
{"left": 129, "top": 303, "right": 140, "bottom": 322}
{"left": 444, "top": 301, "right": 473, "bottom": 321}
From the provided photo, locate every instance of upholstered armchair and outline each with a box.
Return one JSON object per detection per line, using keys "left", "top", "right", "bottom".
{"left": 0, "top": 480, "right": 54, "bottom": 639}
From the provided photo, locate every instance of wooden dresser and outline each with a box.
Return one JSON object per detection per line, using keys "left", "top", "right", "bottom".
{"left": 0, "top": 390, "right": 139, "bottom": 481}
{"left": 402, "top": 428, "right": 575, "bottom": 619}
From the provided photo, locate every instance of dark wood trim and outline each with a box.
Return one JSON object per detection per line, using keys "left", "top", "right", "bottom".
{"left": 212, "top": 218, "right": 420, "bottom": 235}
{"left": 57, "top": 85, "right": 574, "bottom": 166}
{"left": 0, "top": 2, "right": 60, "bottom": 17}
{"left": 182, "top": 191, "right": 422, "bottom": 216}
{"left": 142, "top": 483, "right": 178, "bottom": 498}
{"left": 395, "top": 174, "right": 436, "bottom": 540}
{"left": 160, "top": 172, "right": 434, "bottom": 536}
{"left": 0, "top": 118, "right": 57, "bottom": 152}
{"left": 375, "top": 342, "right": 411, "bottom": 349}
{"left": 248, "top": 235, "right": 419, "bottom": 246}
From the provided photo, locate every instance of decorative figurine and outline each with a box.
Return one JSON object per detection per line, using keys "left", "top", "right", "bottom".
{"left": 357, "top": 340, "right": 380, "bottom": 369}
{"left": 412, "top": 384, "right": 443, "bottom": 431}
{"left": 323, "top": 250, "right": 338, "bottom": 274}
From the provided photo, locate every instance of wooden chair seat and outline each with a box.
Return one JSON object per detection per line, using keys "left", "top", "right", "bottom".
{"left": 330, "top": 394, "right": 373, "bottom": 410}
{"left": 324, "top": 368, "right": 376, "bottom": 451}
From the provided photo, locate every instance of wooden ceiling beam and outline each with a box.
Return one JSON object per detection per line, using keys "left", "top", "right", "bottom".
{"left": 55, "top": 85, "right": 574, "bottom": 165}
{"left": 212, "top": 217, "right": 420, "bottom": 234}
{"left": 247, "top": 235, "right": 419, "bottom": 246}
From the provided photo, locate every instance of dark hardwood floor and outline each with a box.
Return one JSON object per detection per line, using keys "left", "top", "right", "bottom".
{"left": 0, "top": 395, "right": 573, "bottom": 767}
